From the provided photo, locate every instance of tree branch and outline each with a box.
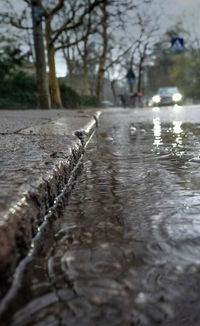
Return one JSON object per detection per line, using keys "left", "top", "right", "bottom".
{"left": 51, "top": 0, "right": 105, "bottom": 45}
{"left": 49, "top": 0, "right": 65, "bottom": 17}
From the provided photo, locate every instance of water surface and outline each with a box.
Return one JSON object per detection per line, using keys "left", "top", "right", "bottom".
{"left": 1, "top": 106, "right": 200, "bottom": 325}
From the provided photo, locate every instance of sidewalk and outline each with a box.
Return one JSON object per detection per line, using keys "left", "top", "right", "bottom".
{"left": 0, "top": 109, "right": 101, "bottom": 279}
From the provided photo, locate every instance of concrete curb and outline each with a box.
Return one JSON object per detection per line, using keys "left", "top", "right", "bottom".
{"left": 0, "top": 111, "right": 101, "bottom": 284}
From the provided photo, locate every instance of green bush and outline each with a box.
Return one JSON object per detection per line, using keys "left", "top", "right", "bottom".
{"left": 0, "top": 48, "right": 38, "bottom": 109}
{"left": 0, "top": 70, "right": 37, "bottom": 109}
{"left": 59, "top": 83, "right": 80, "bottom": 109}
{"left": 80, "top": 95, "right": 101, "bottom": 108}
{"left": 10, "top": 71, "right": 37, "bottom": 106}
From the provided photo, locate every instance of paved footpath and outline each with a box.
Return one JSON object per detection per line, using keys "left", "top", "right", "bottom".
{"left": 0, "top": 109, "right": 101, "bottom": 283}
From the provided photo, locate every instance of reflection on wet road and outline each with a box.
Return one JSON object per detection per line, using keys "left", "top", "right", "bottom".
{"left": 2, "top": 106, "right": 200, "bottom": 325}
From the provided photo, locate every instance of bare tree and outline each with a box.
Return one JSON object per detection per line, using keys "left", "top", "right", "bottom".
{"left": 2, "top": 0, "right": 158, "bottom": 107}
{"left": 44, "top": 0, "right": 106, "bottom": 107}
{"left": 42, "top": 0, "right": 64, "bottom": 107}
{"left": 89, "top": 0, "right": 154, "bottom": 100}
{"left": 31, "top": 0, "right": 51, "bottom": 108}
{"left": 1, "top": 0, "right": 51, "bottom": 109}
{"left": 60, "top": 10, "right": 98, "bottom": 95}
{"left": 57, "top": 0, "right": 158, "bottom": 102}
{"left": 128, "top": 7, "right": 160, "bottom": 95}
{"left": 137, "top": 13, "right": 159, "bottom": 93}
{"left": 62, "top": 45, "right": 80, "bottom": 90}
{"left": 2, "top": 0, "right": 106, "bottom": 108}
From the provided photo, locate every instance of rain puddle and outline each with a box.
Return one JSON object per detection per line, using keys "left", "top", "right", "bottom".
{"left": 1, "top": 108, "right": 200, "bottom": 325}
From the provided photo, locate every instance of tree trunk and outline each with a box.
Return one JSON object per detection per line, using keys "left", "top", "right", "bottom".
{"left": 111, "top": 80, "right": 117, "bottom": 105}
{"left": 96, "top": 58, "right": 105, "bottom": 100}
{"left": 45, "top": 19, "right": 62, "bottom": 108}
{"left": 63, "top": 48, "right": 74, "bottom": 88}
{"left": 95, "top": 2, "right": 108, "bottom": 100}
{"left": 137, "top": 64, "right": 142, "bottom": 93}
{"left": 82, "top": 61, "right": 90, "bottom": 95}
{"left": 32, "top": 0, "right": 51, "bottom": 109}
{"left": 137, "top": 56, "right": 145, "bottom": 93}
{"left": 68, "top": 65, "right": 74, "bottom": 89}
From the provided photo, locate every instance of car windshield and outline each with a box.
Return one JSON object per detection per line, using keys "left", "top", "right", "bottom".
{"left": 157, "top": 87, "right": 179, "bottom": 96}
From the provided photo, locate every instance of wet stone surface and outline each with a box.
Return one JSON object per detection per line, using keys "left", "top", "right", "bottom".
{"left": 0, "top": 133, "right": 79, "bottom": 215}
{"left": 2, "top": 107, "right": 200, "bottom": 325}
{"left": 0, "top": 109, "right": 99, "bottom": 280}
{"left": 0, "top": 109, "right": 97, "bottom": 219}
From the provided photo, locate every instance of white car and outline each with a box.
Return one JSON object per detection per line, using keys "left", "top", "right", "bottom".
{"left": 152, "top": 87, "right": 183, "bottom": 106}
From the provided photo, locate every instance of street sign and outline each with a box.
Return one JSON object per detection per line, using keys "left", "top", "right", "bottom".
{"left": 171, "top": 37, "right": 185, "bottom": 53}
{"left": 32, "top": 6, "right": 44, "bottom": 24}
{"left": 126, "top": 68, "right": 136, "bottom": 85}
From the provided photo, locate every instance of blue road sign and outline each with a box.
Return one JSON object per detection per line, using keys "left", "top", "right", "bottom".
{"left": 32, "top": 6, "right": 44, "bottom": 23}
{"left": 171, "top": 37, "right": 185, "bottom": 52}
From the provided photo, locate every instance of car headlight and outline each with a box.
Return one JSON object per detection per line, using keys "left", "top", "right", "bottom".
{"left": 152, "top": 95, "right": 161, "bottom": 103}
{"left": 172, "top": 93, "right": 182, "bottom": 102}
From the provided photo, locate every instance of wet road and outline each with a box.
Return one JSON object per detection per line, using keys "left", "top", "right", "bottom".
{"left": 2, "top": 105, "right": 200, "bottom": 325}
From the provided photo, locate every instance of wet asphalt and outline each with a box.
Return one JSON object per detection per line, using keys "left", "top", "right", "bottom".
{"left": 1, "top": 105, "right": 200, "bottom": 325}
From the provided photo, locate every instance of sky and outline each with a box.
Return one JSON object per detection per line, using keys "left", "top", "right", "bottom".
{"left": 56, "top": 0, "right": 200, "bottom": 76}
{"left": 1, "top": 0, "right": 200, "bottom": 76}
{"left": 160, "top": 0, "right": 200, "bottom": 32}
